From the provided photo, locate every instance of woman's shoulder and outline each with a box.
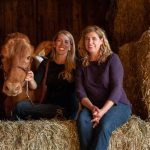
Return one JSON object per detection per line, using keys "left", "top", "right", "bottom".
{"left": 108, "top": 53, "right": 120, "bottom": 62}
{"left": 107, "top": 52, "right": 123, "bottom": 67}
{"left": 109, "top": 52, "right": 119, "bottom": 58}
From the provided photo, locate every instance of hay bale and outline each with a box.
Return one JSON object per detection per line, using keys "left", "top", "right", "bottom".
{"left": 0, "top": 119, "right": 79, "bottom": 150}
{"left": 109, "top": 115, "right": 150, "bottom": 150}
{"left": 0, "top": 117, "right": 149, "bottom": 150}
{"left": 136, "top": 30, "right": 150, "bottom": 119}
{"left": 119, "top": 29, "right": 150, "bottom": 119}
{"left": 119, "top": 43, "right": 140, "bottom": 116}
{"left": 107, "top": 0, "right": 149, "bottom": 49}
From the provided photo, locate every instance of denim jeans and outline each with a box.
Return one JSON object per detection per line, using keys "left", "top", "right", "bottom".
{"left": 77, "top": 102, "right": 132, "bottom": 150}
{"left": 11, "top": 100, "right": 65, "bottom": 120}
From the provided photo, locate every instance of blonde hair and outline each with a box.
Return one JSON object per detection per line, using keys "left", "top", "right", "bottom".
{"left": 50, "top": 30, "right": 76, "bottom": 82}
{"left": 78, "top": 25, "right": 112, "bottom": 66}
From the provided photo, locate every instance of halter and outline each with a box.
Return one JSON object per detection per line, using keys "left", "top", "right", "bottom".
{"left": 2, "top": 65, "right": 29, "bottom": 81}
{"left": 25, "top": 80, "right": 33, "bottom": 105}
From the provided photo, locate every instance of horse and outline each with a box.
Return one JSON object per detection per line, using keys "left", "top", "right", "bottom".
{"left": 0, "top": 32, "right": 36, "bottom": 118}
{"left": 33, "top": 40, "right": 53, "bottom": 68}
{"left": 0, "top": 33, "right": 54, "bottom": 119}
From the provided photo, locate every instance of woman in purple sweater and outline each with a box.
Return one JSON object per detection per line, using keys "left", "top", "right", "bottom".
{"left": 76, "top": 25, "right": 132, "bottom": 150}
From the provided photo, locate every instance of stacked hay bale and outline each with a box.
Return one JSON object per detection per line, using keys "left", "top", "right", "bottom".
{"left": 109, "top": 116, "right": 150, "bottom": 150}
{"left": 107, "top": 0, "right": 149, "bottom": 50}
{"left": 136, "top": 30, "right": 150, "bottom": 119}
{"left": 0, "top": 116, "right": 149, "bottom": 150}
{"left": 0, "top": 119, "right": 79, "bottom": 150}
{"left": 119, "top": 29, "right": 150, "bottom": 119}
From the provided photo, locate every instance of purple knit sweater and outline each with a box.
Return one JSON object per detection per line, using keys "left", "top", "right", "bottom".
{"left": 76, "top": 53, "right": 131, "bottom": 108}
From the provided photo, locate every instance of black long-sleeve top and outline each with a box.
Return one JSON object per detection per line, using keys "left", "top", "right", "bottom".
{"left": 35, "top": 59, "right": 78, "bottom": 118}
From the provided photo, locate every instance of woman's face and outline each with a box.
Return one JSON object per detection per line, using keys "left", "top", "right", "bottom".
{"left": 84, "top": 31, "right": 103, "bottom": 55}
{"left": 55, "top": 33, "right": 71, "bottom": 56}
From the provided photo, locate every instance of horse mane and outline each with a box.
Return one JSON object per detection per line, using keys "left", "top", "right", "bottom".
{"left": 4, "top": 32, "right": 30, "bottom": 44}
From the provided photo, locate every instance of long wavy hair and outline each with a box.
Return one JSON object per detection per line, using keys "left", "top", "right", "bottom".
{"left": 50, "top": 30, "right": 76, "bottom": 82}
{"left": 78, "top": 25, "right": 112, "bottom": 66}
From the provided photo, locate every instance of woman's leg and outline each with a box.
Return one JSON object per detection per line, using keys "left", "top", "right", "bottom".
{"left": 91, "top": 103, "right": 131, "bottom": 150}
{"left": 77, "top": 108, "right": 93, "bottom": 150}
{"left": 11, "top": 100, "right": 63, "bottom": 120}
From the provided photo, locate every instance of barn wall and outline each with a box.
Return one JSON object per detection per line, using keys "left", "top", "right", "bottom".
{"left": 0, "top": 0, "right": 110, "bottom": 47}
{"left": 1, "top": 0, "right": 149, "bottom": 51}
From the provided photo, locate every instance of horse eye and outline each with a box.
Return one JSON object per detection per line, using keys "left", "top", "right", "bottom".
{"left": 27, "top": 56, "right": 31, "bottom": 60}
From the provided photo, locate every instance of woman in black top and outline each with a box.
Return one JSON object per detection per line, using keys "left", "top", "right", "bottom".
{"left": 12, "top": 30, "right": 78, "bottom": 120}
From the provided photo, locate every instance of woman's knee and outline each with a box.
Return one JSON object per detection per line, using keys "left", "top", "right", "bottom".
{"left": 99, "top": 119, "right": 112, "bottom": 133}
{"left": 15, "top": 101, "right": 32, "bottom": 114}
{"left": 78, "top": 108, "right": 91, "bottom": 120}
{"left": 17, "top": 100, "right": 30, "bottom": 107}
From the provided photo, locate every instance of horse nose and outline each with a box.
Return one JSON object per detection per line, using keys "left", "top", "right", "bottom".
{"left": 3, "top": 82, "right": 22, "bottom": 96}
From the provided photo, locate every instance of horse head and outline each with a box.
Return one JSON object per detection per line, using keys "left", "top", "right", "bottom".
{"left": 1, "top": 32, "right": 34, "bottom": 97}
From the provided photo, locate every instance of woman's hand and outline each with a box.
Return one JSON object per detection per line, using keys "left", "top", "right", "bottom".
{"left": 81, "top": 98, "right": 106, "bottom": 128}
{"left": 25, "top": 71, "right": 34, "bottom": 82}
{"left": 91, "top": 100, "right": 114, "bottom": 128}
{"left": 91, "top": 106, "right": 105, "bottom": 128}
{"left": 25, "top": 71, "right": 37, "bottom": 90}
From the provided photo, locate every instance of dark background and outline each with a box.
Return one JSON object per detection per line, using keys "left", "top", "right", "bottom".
{"left": 0, "top": 0, "right": 149, "bottom": 52}
{"left": 0, "top": 0, "right": 115, "bottom": 51}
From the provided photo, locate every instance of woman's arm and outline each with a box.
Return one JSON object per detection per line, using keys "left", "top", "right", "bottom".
{"left": 108, "top": 54, "right": 124, "bottom": 104}
{"left": 81, "top": 97, "right": 95, "bottom": 111}
{"left": 75, "top": 61, "right": 88, "bottom": 103}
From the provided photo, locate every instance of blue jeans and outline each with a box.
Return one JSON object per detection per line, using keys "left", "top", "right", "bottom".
{"left": 11, "top": 100, "right": 65, "bottom": 120}
{"left": 77, "top": 103, "right": 132, "bottom": 150}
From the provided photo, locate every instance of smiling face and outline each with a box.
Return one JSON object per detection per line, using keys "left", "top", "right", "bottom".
{"left": 85, "top": 31, "right": 103, "bottom": 57}
{"left": 55, "top": 33, "right": 71, "bottom": 57}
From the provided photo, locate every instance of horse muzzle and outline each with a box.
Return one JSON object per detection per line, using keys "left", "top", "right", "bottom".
{"left": 3, "top": 81, "right": 23, "bottom": 96}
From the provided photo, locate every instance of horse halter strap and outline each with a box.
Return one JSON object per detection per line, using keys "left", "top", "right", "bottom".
{"left": 25, "top": 81, "right": 33, "bottom": 105}
{"left": 17, "top": 65, "right": 30, "bottom": 73}
{"left": 12, "top": 65, "right": 33, "bottom": 104}
{"left": 1, "top": 64, "right": 30, "bottom": 81}
{"left": 15, "top": 65, "right": 33, "bottom": 104}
